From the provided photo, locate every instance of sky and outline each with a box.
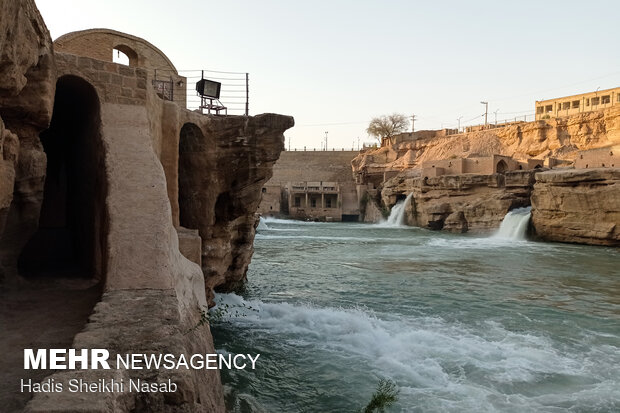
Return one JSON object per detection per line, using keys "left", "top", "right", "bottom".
{"left": 35, "top": 0, "right": 620, "bottom": 150}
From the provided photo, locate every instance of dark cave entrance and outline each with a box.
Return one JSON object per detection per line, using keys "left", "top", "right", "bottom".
{"left": 18, "top": 75, "right": 108, "bottom": 281}
{"left": 178, "top": 122, "right": 205, "bottom": 230}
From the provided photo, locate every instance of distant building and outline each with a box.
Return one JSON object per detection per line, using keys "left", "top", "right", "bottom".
{"left": 535, "top": 87, "right": 620, "bottom": 120}
{"left": 421, "top": 155, "right": 544, "bottom": 179}
{"left": 257, "top": 151, "right": 361, "bottom": 221}
{"left": 574, "top": 146, "right": 619, "bottom": 169}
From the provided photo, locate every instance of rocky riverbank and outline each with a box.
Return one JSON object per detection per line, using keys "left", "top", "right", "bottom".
{"left": 378, "top": 168, "right": 619, "bottom": 246}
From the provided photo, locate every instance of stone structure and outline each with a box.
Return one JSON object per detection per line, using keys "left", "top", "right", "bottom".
{"left": 54, "top": 28, "right": 187, "bottom": 107}
{"left": 574, "top": 145, "right": 619, "bottom": 169}
{"left": 535, "top": 86, "right": 620, "bottom": 120}
{"left": 421, "top": 154, "right": 543, "bottom": 179}
{"left": 0, "top": 2, "right": 293, "bottom": 411}
{"left": 257, "top": 150, "right": 360, "bottom": 221}
{"left": 286, "top": 181, "right": 342, "bottom": 221}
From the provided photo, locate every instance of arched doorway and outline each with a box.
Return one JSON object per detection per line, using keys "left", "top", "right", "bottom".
{"left": 18, "top": 75, "right": 108, "bottom": 281}
{"left": 178, "top": 123, "right": 205, "bottom": 229}
{"left": 496, "top": 160, "right": 508, "bottom": 174}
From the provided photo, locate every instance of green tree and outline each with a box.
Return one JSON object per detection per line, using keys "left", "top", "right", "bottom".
{"left": 366, "top": 113, "right": 409, "bottom": 144}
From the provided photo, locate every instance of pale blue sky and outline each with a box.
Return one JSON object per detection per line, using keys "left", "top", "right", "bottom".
{"left": 36, "top": 0, "right": 620, "bottom": 149}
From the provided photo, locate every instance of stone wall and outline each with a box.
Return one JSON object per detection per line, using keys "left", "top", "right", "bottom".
{"left": 54, "top": 28, "right": 185, "bottom": 107}
{"left": 55, "top": 52, "right": 148, "bottom": 106}
{"left": 268, "top": 150, "right": 358, "bottom": 183}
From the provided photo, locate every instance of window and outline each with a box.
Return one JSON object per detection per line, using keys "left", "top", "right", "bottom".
{"left": 310, "top": 198, "right": 316, "bottom": 208}
{"left": 536, "top": 106, "right": 544, "bottom": 114}
{"left": 591, "top": 97, "right": 600, "bottom": 105}
{"left": 326, "top": 198, "right": 332, "bottom": 208}
{"left": 572, "top": 100, "right": 579, "bottom": 108}
{"left": 617, "top": 94, "right": 620, "bottom": 103}
{"left": 294, "top": 197, "right": 301, "bottom": 207}
{"left": 601, "top": 95, "right": 610, "bottom": 104}
{"left": 586, "top": 98, "right": 590, "bottom": 106}
{"left": 261, "top": 187, "right": 267, "bottom": 193}
{"left": 545, "top": 105, "right": 553, "bottom": 112}
{"left": 562, "top": 102, "right": 570, "bottom": 110}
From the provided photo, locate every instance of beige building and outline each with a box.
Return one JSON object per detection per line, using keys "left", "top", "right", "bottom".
{"left": 574, "top": 146, "right": 619, "bottom": 169}
{"left": 535, "top": 87, "right": 620, "bottom": 120}
{"left": 421, "top": 155, "right": 544, "bottom": 179}
{"left": 287, "top": 181, "right": 341, "bottom": 220}
{"left": 257, "top": 150, "right": 362, "bottom": 221}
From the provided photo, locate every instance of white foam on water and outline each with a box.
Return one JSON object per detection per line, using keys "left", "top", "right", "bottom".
{"left": 255, "top": 234, "right": 391, "bottom": 242}
{"left": 215, "top": 293, "right": 620, "bottom": 412}
{"left": 377, "top": 193, "right": 413, "bottom": 227}
{"left": 262, "top": 217, "right": 321, "bottom": 225}
{"left": 257, "top": 217, "right": 269, "bottom": 231}
{"left": 493, "top": 207, "right": 532, "bottom": 240}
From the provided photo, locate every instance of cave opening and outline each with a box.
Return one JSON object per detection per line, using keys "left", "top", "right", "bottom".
{"left": 18, "top": 75, "right": 108, "bottom": 282}
{"left": 179, "top": 122, "right": 205, "bottom": 230}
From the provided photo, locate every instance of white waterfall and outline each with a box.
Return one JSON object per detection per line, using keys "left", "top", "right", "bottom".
{"left": 382, "top": 193, "right": 413, "bottom": 227}
{"left": 257, "top": 217, "right": 269, "bottom": 231}
{"left": 494, "top": 207, "right": 531, "bottom": 240}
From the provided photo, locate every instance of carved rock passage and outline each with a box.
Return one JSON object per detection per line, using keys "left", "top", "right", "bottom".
{"left": 531, "top": 168, "right": 620, "bottom": 246}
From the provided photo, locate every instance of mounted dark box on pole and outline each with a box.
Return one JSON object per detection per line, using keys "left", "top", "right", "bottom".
{"left": 196, "top": 79, "right": 221, "bottom": 99}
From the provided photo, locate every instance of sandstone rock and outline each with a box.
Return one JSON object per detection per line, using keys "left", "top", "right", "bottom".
{"left": 0, "top": 0, "right": 55, "bottom": 284}
{"left": 352, "top": 106, "right": 620, "bottom": 182}
{"left": 531, "top": 168, "right": 620, "bottom": 246}
{"left": 382, "top": 171, "right": 535, "bottom": 233}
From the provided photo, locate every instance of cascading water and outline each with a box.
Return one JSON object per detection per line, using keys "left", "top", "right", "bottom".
{"left": 494, "top": 206, "right": 532, "bottom": 240}
{"left": 257, "top": 217, "right": 269, "bottom": 231}
{"left": 382, "top": 193, "right": 413, "bottom": 226}
{"left": 215, "top": 218, "right": 620, "bottom": 412}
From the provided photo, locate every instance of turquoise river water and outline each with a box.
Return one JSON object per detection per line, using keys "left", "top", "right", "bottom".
{"left": 212, "top": 215, "right": 620, "bottom": 413}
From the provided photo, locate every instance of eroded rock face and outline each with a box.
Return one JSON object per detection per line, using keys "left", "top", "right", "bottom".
{"left": 171, "top": 113, "right": 294, "bottom": 304}
{"left": 0, "top": 0, "right": 55, "bottom": 283}
{"left": 531, "top": 168, "right": 620, "bottom": 246}
{"left": 382, "top": 171, "right": 536, "bottom": 232}
{"left": 352, "top": 106, "right": 620, "bottom": 181}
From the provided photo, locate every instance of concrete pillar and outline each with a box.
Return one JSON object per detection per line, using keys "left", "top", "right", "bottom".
{"left": 321, "top": 193, "right": 325, "bottom": 208}
{"left": 305, "top": 192, "right": 308, "bottom": 208}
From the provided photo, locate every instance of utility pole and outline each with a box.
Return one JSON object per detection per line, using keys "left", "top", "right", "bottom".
{"left": 457, "top": 116, "right": 463, "bottom": 132}
{"left": 493, "top": 109, "right": 500, "bottom": 125}
{"left": 480, "top": 101, "right": 488, "bottom": 128}
{"left": 357, "top": 136, "right": 360, "bottom": 150}
{"left": 410, "top": 114, "right": 417, "bottom": 133}
{"left": 288, "top": 136, "right": 291, "bottom": 151}
{"left": 324, "top": 131, "right": 328, "bottom": 151}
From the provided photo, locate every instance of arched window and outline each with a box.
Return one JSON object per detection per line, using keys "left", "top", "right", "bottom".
{"left": 112, "top": 44, "right": 139, "bottom": 66}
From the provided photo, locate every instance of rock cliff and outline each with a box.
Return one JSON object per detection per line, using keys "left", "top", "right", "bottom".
{"left": 352, "top": 106, "right": 620, "bottom": 180}
{"left": 0, "top": 0, "right": 55, "bottom": 283}
{"left": 382, "top": 171, "right": 535, "bottom": 232}
{"left": 531, "top": 168, "right": 620, "bottom": 246}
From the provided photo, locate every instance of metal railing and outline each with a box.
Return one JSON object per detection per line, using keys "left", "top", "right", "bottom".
{"left": 149, "top": 68, "right": 250, "bottom": 115}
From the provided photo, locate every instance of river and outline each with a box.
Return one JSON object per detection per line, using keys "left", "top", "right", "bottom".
{"left": 212, "top": 214, "right": 620, "bottom": 412}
